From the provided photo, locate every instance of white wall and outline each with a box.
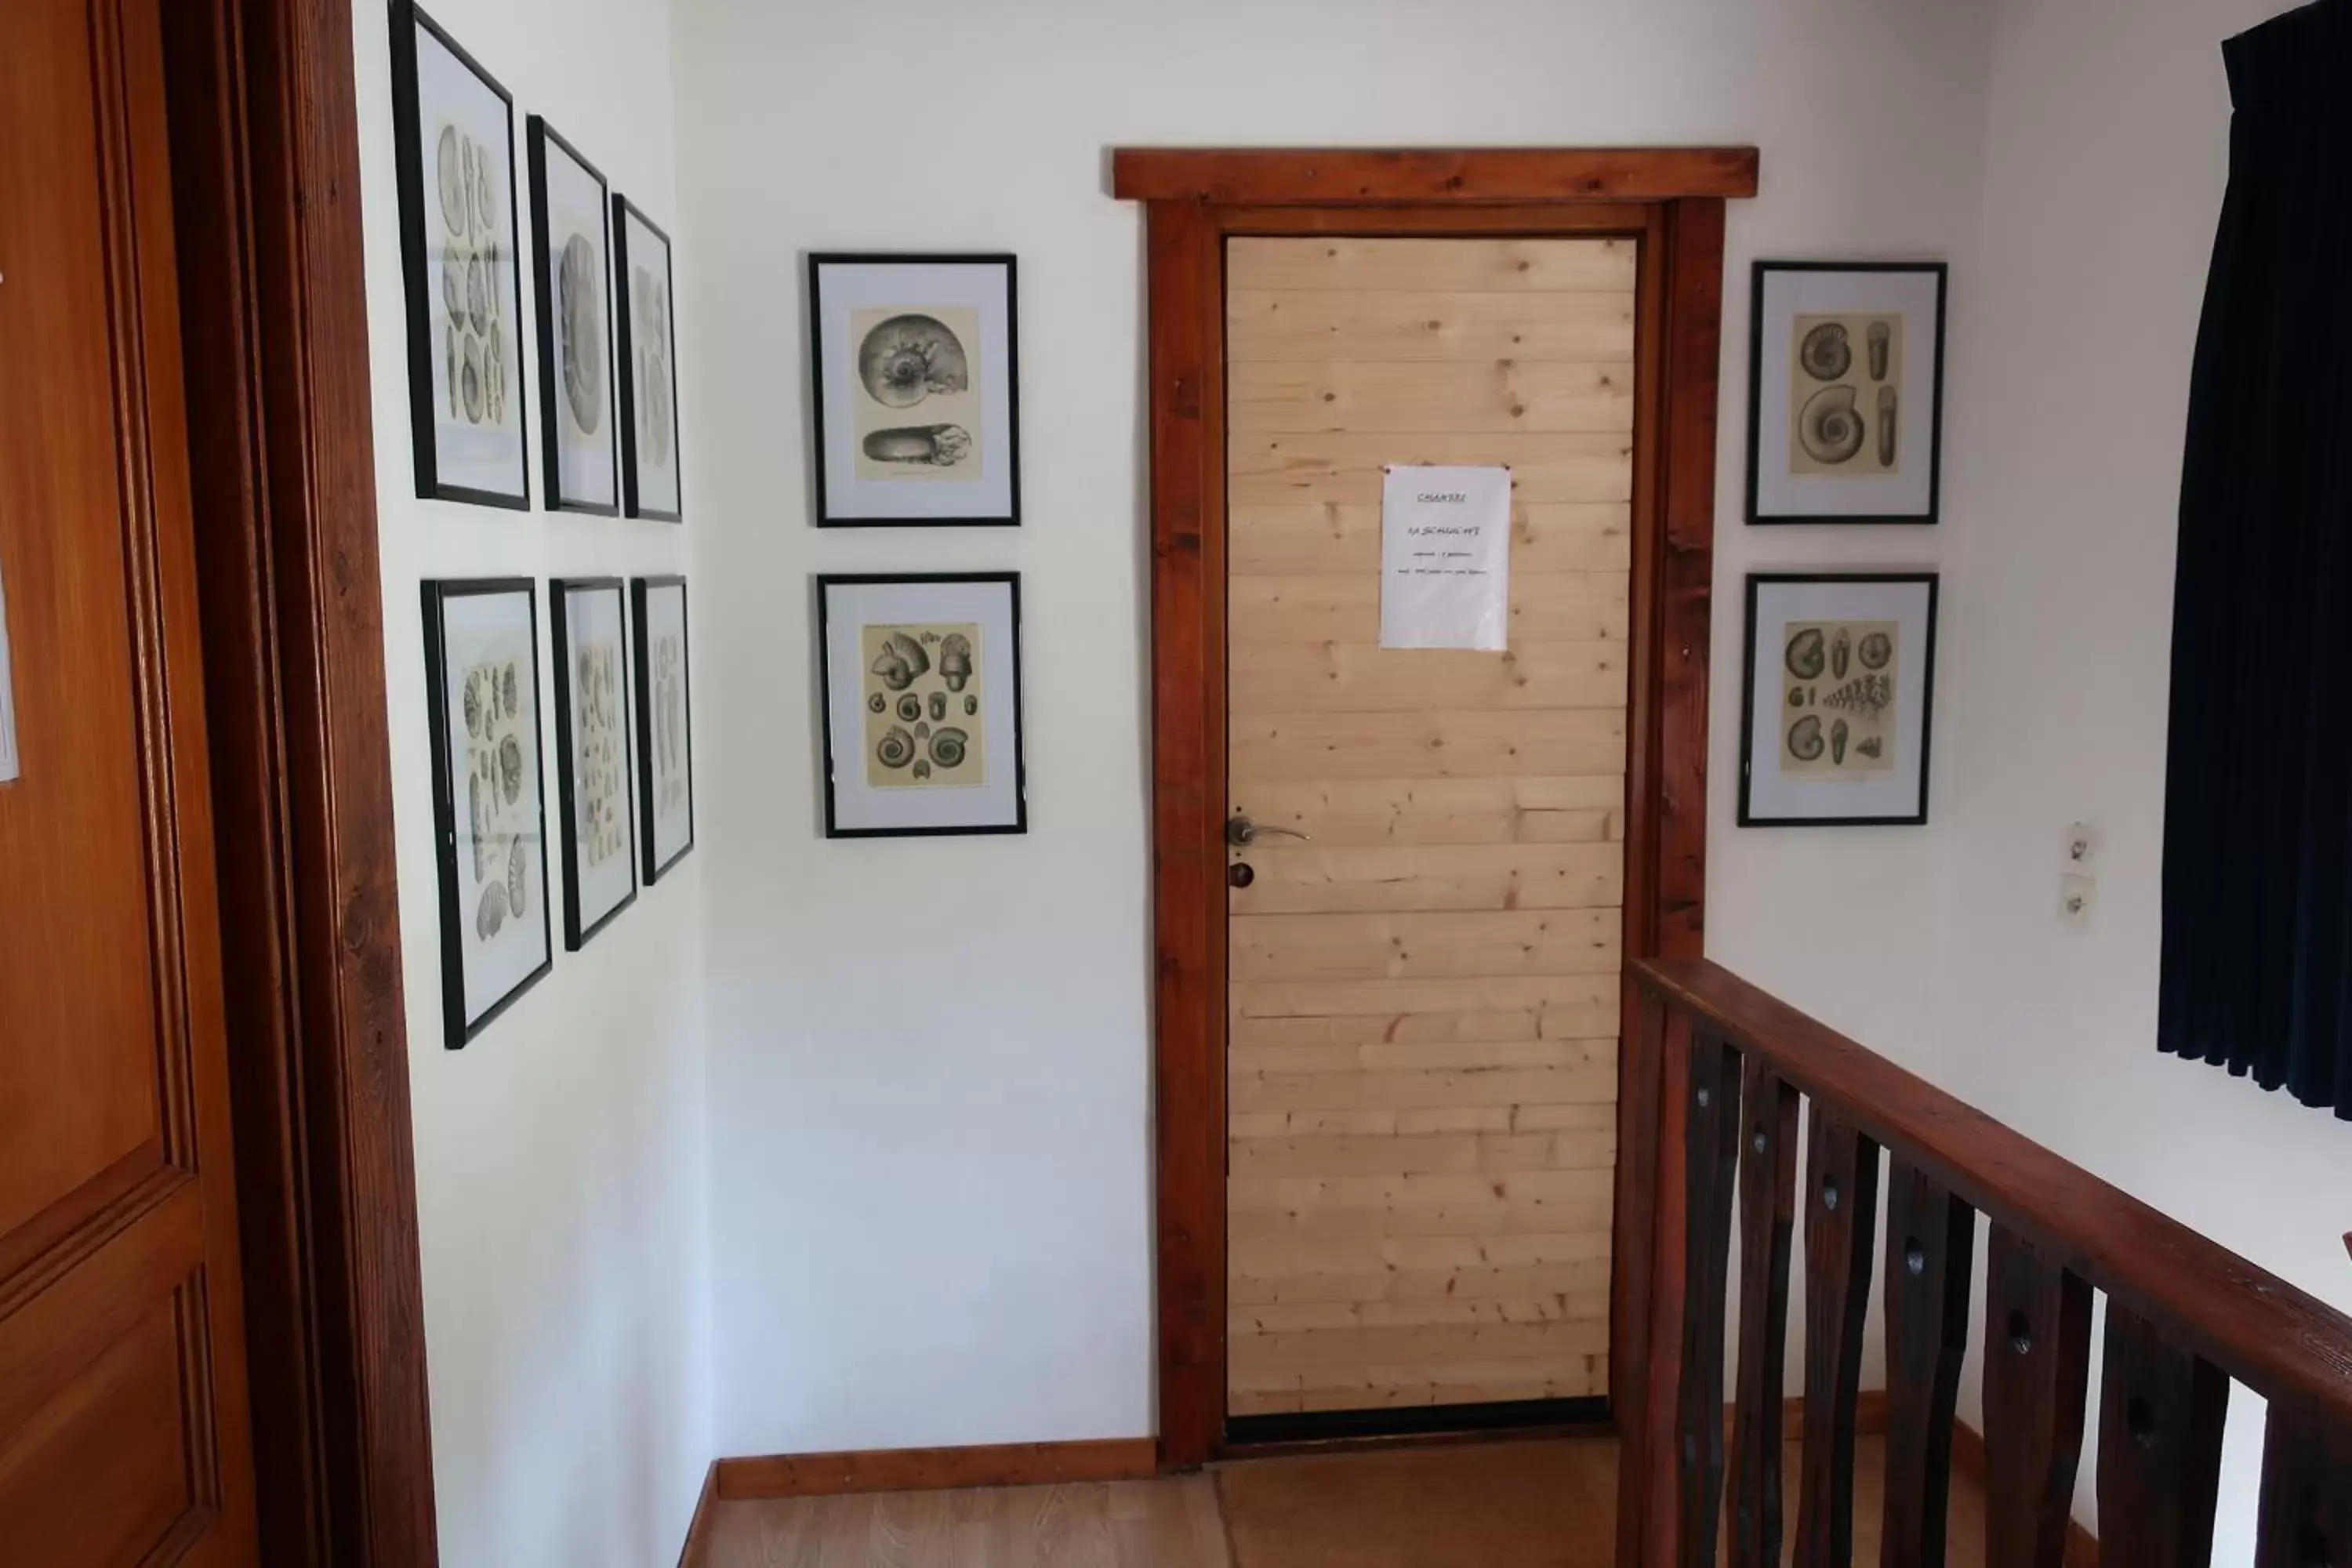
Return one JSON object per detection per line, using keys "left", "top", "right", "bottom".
{"left": 1940, "top": 0, "right": 2349, "bottom": 1551}
{"left": 676, "top": 0, "right": 1995, "bottom": 1459}
{"left": 350, "top": 2, "right": 713, "bottom": 1563}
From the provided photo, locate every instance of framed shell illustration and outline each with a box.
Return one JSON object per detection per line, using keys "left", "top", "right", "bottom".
{"left": 389, "top": 3, "right": 529, "bottom": 508}
{"left": 551, "top": 579, "right": 637, "bottom": 948}
{"left": 807, "top": 254, "right": 1021, "bottom": 527}
{"left": 630, "top": 575, "right": 695, "bottom": 880}
{"left": 527, "top": 119, "right": 619, "bottom": 515}
{"left": 614, "top": 197, "right": 683, "bottom": 521}
{"left": 1745, "top": 262, "right": 1947, "bottom": 524}
{"left": 421, "top": 579, "right": 551, "bottom": 1046}
{"left": 1739, "top": 572, "right": 1940, "bottom": 827}
{"left": 817, "top": 572, "right": 1026, "bottom": 837}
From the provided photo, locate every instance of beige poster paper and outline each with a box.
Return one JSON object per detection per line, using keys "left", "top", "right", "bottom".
{"left": 1787, "top": 311, "right": 1904, "bottom": 478}
{"left": 862, "top": 622, "right": 986, "bottom": 789}
{"left": 851, "top": 305, "right": 983, "bottom": 481}
{"left": 648, "top": 626, "right": 688, "bottom": 823}
{"left": 572, "top": 637, "right": 627, "bottom": 868}
{"left": 457, "top": 654, "right": 536, "bottom": 937}
{"left": 630, "top": 262, "right": 674, "bottom": 470}
{"left": 1780, "top": 619, "right": 1898, "bottom": 777}
{"left": 432, "top": 120, "right": 513, "bottom": 433}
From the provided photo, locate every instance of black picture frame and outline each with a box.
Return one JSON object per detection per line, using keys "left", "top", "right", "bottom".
{"left": 1737, "top": 571, "right": 1940, "bottom": 828}
{"left": 816, "top": 571, "right": 1028, "bottom": 838}
{"left": 527, "top": 118, "right": 619, "bottom": 517}
{"left": 549, "top": 577, "right": 638, "bottom": 949}
{"left": 807, "top": 252, "right": 1022, "bottom": 528}
{"left": 630, "top": 575, "right": 695, "bottom": 880}
{"left": 1744, "top": 260, "right": 1948, "bottom": 526}
{"left": 613, "top": 196, "right": 683, "bottom": 522}
{"left": 420, "top": 579, "right": 554, "bottom": 1047}
{"left": 388, "top": 1, "right": 530, "bottom": 510}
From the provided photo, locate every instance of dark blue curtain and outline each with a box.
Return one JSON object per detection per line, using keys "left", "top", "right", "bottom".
{"left": 2158, "top": 0, "right": 2352, "bottom": 1120}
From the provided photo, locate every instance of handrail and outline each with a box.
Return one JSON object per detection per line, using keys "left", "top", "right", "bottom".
{"left": 1617, "top": 955, "right": 2352, "bottom": 1568}
{"left": 1635, "top": 956, "right": 2352, "bottom": 1429}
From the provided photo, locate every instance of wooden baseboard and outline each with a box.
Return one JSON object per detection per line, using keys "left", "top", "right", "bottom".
{"left": 1722, "top": 1391, "right": 1889, "bottom": 1443}
{"left": 714, "top": 1436, "right": 1158, "bottom": 1501}
{"left": 1951, "top": 1419, "right": 2099, "bottom": 1567}
{"left": 677, "top": 1462, "right": 717, "bottom": 1568}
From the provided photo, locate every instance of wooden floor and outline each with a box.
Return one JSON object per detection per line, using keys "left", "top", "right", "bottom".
{"left": 702, "top": 1434, "right": 1984, "bottom": 1567}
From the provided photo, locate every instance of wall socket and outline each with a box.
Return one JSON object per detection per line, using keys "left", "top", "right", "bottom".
{"left": 2058, "top": 822, "right": 2098, "bottom": 929}
{"left": 2060, "top": 873, "right": 2095, "bottom": 930}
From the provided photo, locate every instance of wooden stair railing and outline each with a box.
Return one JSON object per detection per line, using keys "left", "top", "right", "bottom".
{"left": 1617, "top": 957, "right": 2352, "bottom": 1568}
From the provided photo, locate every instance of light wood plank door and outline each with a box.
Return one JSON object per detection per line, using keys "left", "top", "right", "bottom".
{"left": 1224, "top": 238, "right": 1635, "bottom": 1422}
{"left": 0, "top": 0, "right": 261, "bottom": 1559}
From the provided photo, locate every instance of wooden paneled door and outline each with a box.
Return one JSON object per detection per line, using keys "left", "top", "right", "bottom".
{"left": 1222, "top": 238, "right": 1635, "bottom": 1427}
{"left": 0, "top": 0, "right": 262, "bottom": 1559}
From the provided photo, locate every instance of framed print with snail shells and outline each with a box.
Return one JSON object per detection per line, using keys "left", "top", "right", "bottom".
{"left": 551, "top": 579, "right": 636, "bottom": 946}
{"left": 528, "top": 119, "right": 618, "bottom": 514}
{"left": 1739, "top": 572, "right": 1939, "bottom": 827}
{"left": 817, "top": 572, "right": 1026, "bottom": 837}
{"left": 807, "top": 254, "right": 1020, "bottom": 527}
{"left": 615, "top": 198, "right": 683, "bottom": 520}
{"left": 1746, "top": 262, "right": 1947, "bottom": 524}
{"left": 421, "top": 579, "right": 552, "bottom": 1047}
{"left": 630, "top": 576, "right": 695, "bottom": 880}
{"left": 390, "top": 3, "right": 528, "bottom": 508}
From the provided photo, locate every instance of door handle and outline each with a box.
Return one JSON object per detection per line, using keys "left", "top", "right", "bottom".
{"left": 1225, "top": 814, "right": 1310, "bottom": 848}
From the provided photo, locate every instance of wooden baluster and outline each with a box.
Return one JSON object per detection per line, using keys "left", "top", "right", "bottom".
{"left": 2254, "top": 1406, "right": 2352, "bottom": 1568}
{"left": 1981, "top": 1229, "right": 2092, "bottom": 1568}
{"left": 1672, "top": 1031, "right": 1743, "bottom": 1568}
{"left": 2096, "top": 1305, "right": 2227, "bottom": 1568}
{"left": 1792, "top": 1111, "right": 1880, "bottom": 1568}
{"left": 1727, "top": 1062, "right": 1798, "bottom": 1568}
{"left": 1617, "top": 991, "right": 1672, "bottom": 1568}
{"left": 1878, "top": 1163, "right": 1974, "bottom": 1568}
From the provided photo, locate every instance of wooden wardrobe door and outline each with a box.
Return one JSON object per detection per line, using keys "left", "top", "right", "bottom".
{"left": 1222, "top": 237, "right": 1635, "bottom": 1420}
{"left": 0, "top": 0, "right": 261, "bottom": 1560}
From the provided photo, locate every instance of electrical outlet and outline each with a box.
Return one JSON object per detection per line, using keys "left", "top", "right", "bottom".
{"left": 2063, "top": 822, "right": 2098, "bottom": 868}
{"left": 2060, "top": 873, "right": 2095, "bottom": 930}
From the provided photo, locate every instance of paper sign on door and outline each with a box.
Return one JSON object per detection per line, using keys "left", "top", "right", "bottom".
{"left": 1379, "top": 463, "right": 1512, "bottom": 651}
{"left": 0, "top": 554, "right": 17, "bottom": 783}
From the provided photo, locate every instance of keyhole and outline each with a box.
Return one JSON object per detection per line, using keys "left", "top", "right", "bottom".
{"left": 1820, "top": 1175, "right": 1841, "bottom": 1212}
{"left": 1904, "top": 1239, "right": 1926, "bottom": 1277}
{"left": 2126, "top": 1396, "right": 2158, "bottom": 1449}
{"left": 2008, "top": 1309, "right": 2034, "bottom": 1356}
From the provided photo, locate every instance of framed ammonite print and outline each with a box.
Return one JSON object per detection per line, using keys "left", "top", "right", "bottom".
{"left": 1746, "top": 262, "right": 1947, "bottom": 524}
{"left": 807, "top": 254, "right": 1021, "bottom": 527}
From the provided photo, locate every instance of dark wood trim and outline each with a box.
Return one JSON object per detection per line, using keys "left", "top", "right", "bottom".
{"left": 676, "top": 1463, "right": 718, "bottom": 1568}
{"left": 1123, "top": 148, "right": 1752, "bottom": 1473}
{"left": 1648, "top": 198, "right": 1724, "bottom": 961}
{"left": 1216, "top": 1411, "right": 1616, "bottom": 1464}
{"left": 1227, "top": 1396, "right": 1609, "bottom": 1450}
{"left": 714, "top": 1438, "right": 1158, "bottom": 1501}
{"left": 159, "top": 0, "right": 439, "bottom": 1561}
{"left": 1111, "top": 147, "right": 1760, "bottom": 204}
{"left": 1142, "top": 194, "right": 1225, "bottom": 1472}
{"left": 1636, "top": 956, "right": 2352, "bottom": 1441}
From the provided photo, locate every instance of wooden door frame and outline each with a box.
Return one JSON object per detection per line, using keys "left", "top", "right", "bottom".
{"left": 1112, "top": 147, "right": 1757, "bottom": 1468}
{"left": 157, "top": 0, "right": 441, "bottom": 1562}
